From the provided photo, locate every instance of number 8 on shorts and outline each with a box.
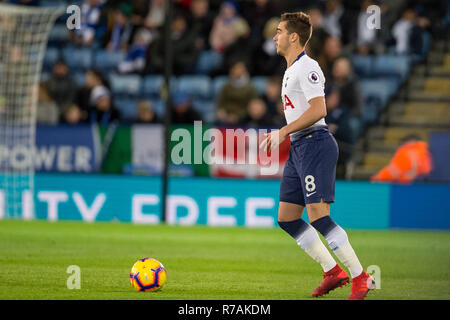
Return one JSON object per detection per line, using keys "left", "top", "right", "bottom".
{"left": 305, "top": 175, "right": 316, "bottom": 192}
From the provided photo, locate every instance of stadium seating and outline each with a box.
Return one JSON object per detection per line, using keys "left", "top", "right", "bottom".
{"left": 212, "top": 76, "right": 229, "bottom": 97}
{"left": 42, "top": 18, "right": 416, "bottom": 129}
{"left": 94, "top": 50, "right": 125, "bottom": 74}
{"left": 73, "top": 72, "right": 86, "bottom": 87}
{"left": 372, "top": 55, "right": 411, "bottom": 83}
{"left": 177, "top": 75, "right": 212, "bottom": 100}
{"left": 351, "top": 53, "right": 413, "bottom": 130}
{"left": 48, "top": 24, "right": 70, "bottom": 47}
{"left": 62, "top": 47, "right": 92, "bottom": 72}
{"left": 43, "top": 47, "right": 60, "bottom": 72}
{"left": 361, "top": 79, "right": 393, "bottom": 109}
{"left": 195, "top": 50, "right": 223, "bottom": 75}
{"left": 351, "top": 55, "right": 373, "bottom": 78}
{"left": 141, "top": 75, "right": 165, "bottom": 99}
{"left": 109, "top": 73, "right": 141, "bottom": 99}
{"left": 361, "top": 96, "right": 382, "bottom": 125}
{"left": 359, "top": 76, "right": 404, "bottom": 127}
{"left": 352, "top": 54, "right": 411, "bottom": 84}
{"left": 251, "top": 76, "right": 268, "bottom": 96}
{"left": 115, "top": 97, "right": 168, "bottom": 122}
{"left": 192, "top": 99, "right": 216, "bottom": 123}
{"left": 114, "top": 98, "right": 137, "bottom": 121}
{"left": 150, "top": 98, "right": 165, "bottom": 118}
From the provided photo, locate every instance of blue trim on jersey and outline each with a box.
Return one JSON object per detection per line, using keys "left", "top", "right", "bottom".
{"left": 293, "top": 50, "right": 306, "bottom": 64}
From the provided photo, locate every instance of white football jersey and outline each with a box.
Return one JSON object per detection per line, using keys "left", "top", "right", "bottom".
{"left": 281, "top": 52, "right": 326, "bottom": 135}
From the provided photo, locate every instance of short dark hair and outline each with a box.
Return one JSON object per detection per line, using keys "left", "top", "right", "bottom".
{"left": 280, "top": 12, "right": 312, "bottom": 47}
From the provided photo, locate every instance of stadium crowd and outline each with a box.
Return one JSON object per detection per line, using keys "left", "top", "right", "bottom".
{"left": 7, "top": 0, "right": 449, "bottom": 175}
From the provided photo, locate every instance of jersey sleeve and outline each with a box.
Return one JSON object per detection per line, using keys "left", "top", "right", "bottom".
{"left": 299, "top": 63, "right": 325, "bottom": 102}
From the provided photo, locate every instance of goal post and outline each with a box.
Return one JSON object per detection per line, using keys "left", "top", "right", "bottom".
{"left": 0, "top": 3, "right": 64, "bottom": 219}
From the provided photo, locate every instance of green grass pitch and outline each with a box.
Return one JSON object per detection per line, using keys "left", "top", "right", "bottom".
{"left": 0, "top": 220, "right": 449, "bottom": 300}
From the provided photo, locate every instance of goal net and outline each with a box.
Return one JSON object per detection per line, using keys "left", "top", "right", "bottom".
{"left": 0, "top": 3, "right": 63, "bottom": 219}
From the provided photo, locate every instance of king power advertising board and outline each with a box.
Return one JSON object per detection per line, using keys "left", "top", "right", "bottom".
{"left": 0, "top": 125, "right": 101, "bottom": 173}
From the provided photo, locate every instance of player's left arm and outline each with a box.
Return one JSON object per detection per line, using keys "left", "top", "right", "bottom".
{"left": 280, "top": 96, "right": 327, "bottom": 137}
{"left": 260, "top": 97, "right": 327, "bottom": 152}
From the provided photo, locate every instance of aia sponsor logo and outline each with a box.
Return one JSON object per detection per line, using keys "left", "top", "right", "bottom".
{"left": 283, "top": 95, "right": 295, "bottom": 110}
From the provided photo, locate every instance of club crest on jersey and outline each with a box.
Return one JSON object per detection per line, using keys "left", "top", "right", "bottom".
{"left": 308, "top": 71, "right": 320, "bottom": 84}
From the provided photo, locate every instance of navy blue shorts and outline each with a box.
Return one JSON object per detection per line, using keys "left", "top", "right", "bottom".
{"left": 279, "top": 125, "right": 338, "bottom": 206}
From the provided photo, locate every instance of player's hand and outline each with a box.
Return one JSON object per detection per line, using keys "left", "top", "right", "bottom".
{"left": 260, "top": 128, "right": 287, "bottom": 153}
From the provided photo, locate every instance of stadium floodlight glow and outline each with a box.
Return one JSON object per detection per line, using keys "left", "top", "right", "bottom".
{"left": 0, "top": 3, "right": 63, "bottom": 219}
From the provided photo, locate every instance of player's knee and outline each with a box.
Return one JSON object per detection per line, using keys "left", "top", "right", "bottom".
{"left": 307, "top": 201, "right": 330, "bottom": 222}
{"left": 278, "top": 203, "right": 303, "bottom": 222}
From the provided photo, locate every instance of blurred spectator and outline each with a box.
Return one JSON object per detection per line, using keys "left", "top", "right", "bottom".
{"left": 317, "top": 35, "right": 342, "bottom": 79}
{"left": 74, "top": 69, "right": 106, "bottom": 118}
{"left": 177, "top": 0, "right": 192, "bottom": 11}
{"left": 209, "top": 1, "right": 250, "bottom": 53}
{"left": 306, "top": 6, "right": 330, "bottom": 60}
{"left": 62, "top": 104, "right": 84, "bottom": 125}
{"left": 392, "top": 7, "right": 430, "bottom": 55}
{"left": 150, "top": 13, "right": 200, "bottom": 74}
{"left": 371, "top": 135, "right": 433, "bottom": 183}
{"left": 410, "top": 14, "right": 431, "bottom": 57}
{"left": 171, "top": 92, "right": 203, "bottom": 124}
{"left": 72, "top": 0, "right": 107, "bottom": 47}
{"left": 392, "top": 8, "right": 416, "bottom": 54}
{"left": 128, "top": 0, "right": 150, "bottom": 27}
{"left": 251, "top": 17, "right": 285, "bottom": 76}
{"left": 104, "top": 3, "right": 134, "bottom": 52}
{"left": 271, "top": 98, "right": 286, "bottom": 128}
{"left": 88, "top": 86, "right": 121, "bottom": 125}
{"left": 136, "top": 100, "right": 159, "bottom": 123}
{"left": 46, "top": 59, "right": 77, "bottom": 114}
{"left": 241, "top": 0, "right": 279, "bottom": 38}
{"left": 356, "top": 0, "right": 383, "bottom": 55}
{"left": 326, "top": 57, "right": 363, "bottom": 144}
{"left": 118, "top": 28, "right": 152, "bottom": 74}
{"left": 261, "top": 76, "right": 282, "bottom": 117}
{"left": 144, "top": 0, "right": 166, "bottom": 30}
{"left": 216, "top": 61, "right": 258, "bottom": 126}
{"left": 243, "top": 98, "right": 273, "bottom": 127}
{"left": 37, "top": 84, "right": 59, "bottom": 125}
{"left": 322, "top": 0, "right": 344, "bottom": 38}
{"left": 326, "top": 57, "right": 363, "bottom": 178}
{"left": 189, "top": 0, "right": 214, "bottom": 51}
{"left": 213, "top": 16, "right": 252, "bottom": 76}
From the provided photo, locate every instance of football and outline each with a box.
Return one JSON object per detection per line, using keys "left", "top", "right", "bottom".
{"left": 130, "top": 258, "right": 167, "bottom": 292}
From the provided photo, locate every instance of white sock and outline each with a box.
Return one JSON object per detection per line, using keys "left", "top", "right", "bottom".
{"left": 296, "top": 224, "right": 337, "bottom": 273}
{"left": 324, "top": 225, "right": 363, "bottom": 278}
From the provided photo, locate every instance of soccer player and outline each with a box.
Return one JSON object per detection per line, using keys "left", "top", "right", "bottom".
{"left": 260, "top": 12, "right": 375, "bottom": 300}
